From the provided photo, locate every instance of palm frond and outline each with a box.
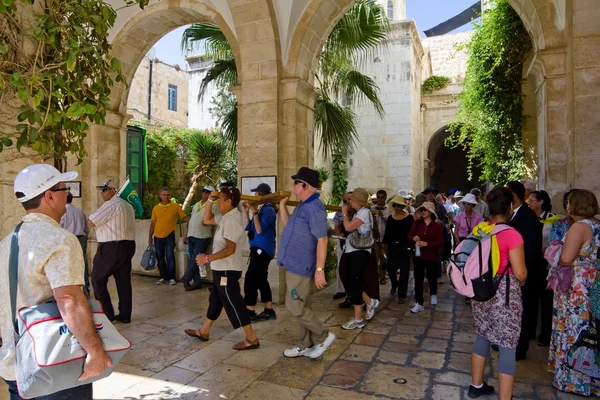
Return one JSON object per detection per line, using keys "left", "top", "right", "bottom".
{"left": 314, "top": 96, "right": 359, "bottom": 159}
{"left": 220, "top": 103, "right": 238, "bottom": 150}
{"left": 181, "top": 23, "right": 233, "bottom": 60}
{"left": 198, "top": 58, "right": 237, "bottom": 101}
{"left": 331, "top": 69, "right": 384, "bottom": 117}
{"left": 186, "top": 133, "right": 227, "bottom": 179}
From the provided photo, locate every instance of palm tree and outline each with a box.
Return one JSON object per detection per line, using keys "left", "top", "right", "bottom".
{"left": 181, "top": 0, "right": 389, "bottom": 158}
{"left": 181, "top": 132, "right": 227, "bottom": 211}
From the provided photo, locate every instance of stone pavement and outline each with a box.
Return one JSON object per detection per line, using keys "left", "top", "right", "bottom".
{"left": 0, "top": 273, "right": 584, "bottom": 400}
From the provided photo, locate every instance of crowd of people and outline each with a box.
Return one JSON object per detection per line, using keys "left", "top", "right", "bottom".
{"left": 0, "top": 163, "right": 599, "bottom": 400}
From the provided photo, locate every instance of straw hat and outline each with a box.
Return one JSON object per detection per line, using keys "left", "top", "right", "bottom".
{"left": 418, "top": 201, "right": 438, "bottom": 219}
{"left": 388, "top": 195, "right": 407, "bottom": 212}
{"left": 459, "top": 193, "right": 479, "bottom": 205}
{"left": 349, "top": 188, "right": 369, "bottom": 208}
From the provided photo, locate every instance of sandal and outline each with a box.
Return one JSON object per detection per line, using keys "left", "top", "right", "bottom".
{"left": 184, "top": 329, "right": 209, "bottom": 342}
{"left": 233, "top": 338, "right": 260, "bottom": 350}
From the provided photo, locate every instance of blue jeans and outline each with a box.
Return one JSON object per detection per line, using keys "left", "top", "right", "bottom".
{"left": 155, "top": 231, "right": 176, "bottom": 280}
{"left": 5, "top": 380, "right": 92, "bottom": 400}
{"left": 183, "top": 237, "right": 212, "bottom": 285}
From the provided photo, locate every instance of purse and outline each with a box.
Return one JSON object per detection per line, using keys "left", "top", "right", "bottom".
{"left": 9, "top": 223, "right": 132, "bottom": 399}
{"left": 141, "top": 244, "right": 157, "bottom": 271}
{"left": 566, "top": 324, "right": 600, "bottom": 378}
{"left": 348, "top": 211, "right": 374, "bottom": 250}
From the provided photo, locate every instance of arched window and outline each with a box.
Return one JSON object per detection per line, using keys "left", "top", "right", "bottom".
{"left": 387, "top": 0, "right": 394, "bottom": 19}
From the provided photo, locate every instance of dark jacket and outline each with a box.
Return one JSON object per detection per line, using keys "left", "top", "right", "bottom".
{"left": 508, "top": 204, "right": 543, "bottom": 265}
{"left": 407, "top": 219, "right": 444, "bottom": 262}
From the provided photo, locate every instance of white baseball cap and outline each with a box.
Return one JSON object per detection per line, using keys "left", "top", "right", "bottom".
{"left": 14, "top": 164, "right": 78, "bottom": 202}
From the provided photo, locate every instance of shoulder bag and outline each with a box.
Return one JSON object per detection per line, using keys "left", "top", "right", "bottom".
{"left": 348, "top": 210, "right": 375, "bottom": 250}
{"left": 9, "top": 223, "right": 131, "bottom": 399}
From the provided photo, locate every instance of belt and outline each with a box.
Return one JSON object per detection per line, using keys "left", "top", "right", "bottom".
{"left": 100, "top": 240, "right": 132, "bottom": 244}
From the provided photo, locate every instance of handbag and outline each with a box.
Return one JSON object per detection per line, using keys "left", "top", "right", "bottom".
{"left": 566, "top": 324, "right": 600, "bottom": 378}
{"left": 348, "top": 211, "right": 374, "bottom": 250}
{"left": 141, "top": 244, "right": 157, "bottom": 271}
{"left": 9, "top": 223, "right": 132, "bottom": 399}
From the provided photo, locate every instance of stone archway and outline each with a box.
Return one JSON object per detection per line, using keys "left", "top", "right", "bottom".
{"left": 427, "top": 127, "right": 483, "bottom": 194}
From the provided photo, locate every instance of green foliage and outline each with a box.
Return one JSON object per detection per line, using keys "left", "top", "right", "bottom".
{"left": 331, "top": 152, "right": 348, "bottom": 206}
{"left": 422, "top": 75, "right": 451, "bottom": 94}
{"left": 447, "top": 0, "right": 532, "bottom": 184}
{"left": 315, "top": 167, "right": 331, "bottom": 187}
{"left": 324, "top": 239, "right": 337, "bottom": 282}
{"left": 0, "top": 0, "right": 148, "bottom": 167}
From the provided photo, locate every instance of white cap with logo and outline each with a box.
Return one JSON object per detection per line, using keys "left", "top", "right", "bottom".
{"left": 14, "top": 164, "right": 78, "bottom": 202}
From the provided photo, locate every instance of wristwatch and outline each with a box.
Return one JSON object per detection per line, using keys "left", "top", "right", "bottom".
{"left": 316, "top": 267, "right": 324, "bottom": 272}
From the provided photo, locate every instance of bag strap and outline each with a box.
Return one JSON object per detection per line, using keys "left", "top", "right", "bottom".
{"left": 9, "top": 223, "right": 23, "bottom": 336}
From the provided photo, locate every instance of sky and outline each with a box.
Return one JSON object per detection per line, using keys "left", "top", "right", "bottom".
{"left": 151, "top": 0, "right": 478, "bottom": 68}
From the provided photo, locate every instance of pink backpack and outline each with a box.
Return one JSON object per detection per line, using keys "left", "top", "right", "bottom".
{"left": 447, "top": 223, "right": 512, "bottom": 304}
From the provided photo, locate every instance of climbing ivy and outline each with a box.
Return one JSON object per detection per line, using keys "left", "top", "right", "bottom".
{"left": 446, "top": 0, "right": 532, "bottom": 184}
{"left": 422, "top": 75, "right": 451, "bottom": 94}
{"left": 331, "top": 152, "right": 348, "bottom": 206}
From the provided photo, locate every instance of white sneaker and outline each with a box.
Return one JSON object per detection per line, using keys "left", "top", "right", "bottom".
{"left": 410, "top": 304, "right": 425, "bottom": 313}
{"left": 365, "top": 298, "right": 380, "bottom": 321}
{"left": 156, "top": 279, "right": 166, "bottom": 285}
{"left": 169, "top": 279, "right": 177, "bottom": 286}
{"left": 307, "top": 332, "right": 336, "bottom": 359}
{"left": 284, "top": 346, "right": 313, "bottom": 358}
{"left": 431, "top": 295, "right": 438, "bottom": 306}
{"left": 342, "top": 317, "right": 365, "bottom": 330}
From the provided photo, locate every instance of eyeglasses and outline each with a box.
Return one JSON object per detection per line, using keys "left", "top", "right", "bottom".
{"left": 50, "top": 187, "right": 70, "bottom": 193}
{"left": 392, "top": 203, "right": 404, "bottom": 208}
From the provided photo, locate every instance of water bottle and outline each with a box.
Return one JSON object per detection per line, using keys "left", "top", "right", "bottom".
{"left": 291, "top": 289, "right": 300, "bottom": 300}
{"left": 199, "top": 264, "right": 207, "bottom": 278}
{"left": 415, "top": 243, "right": 421, "bottom": 257}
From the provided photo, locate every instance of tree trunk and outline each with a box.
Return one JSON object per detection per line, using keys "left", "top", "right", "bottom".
{"left": 182, "top": 176, "right": 200, "bottom": 211}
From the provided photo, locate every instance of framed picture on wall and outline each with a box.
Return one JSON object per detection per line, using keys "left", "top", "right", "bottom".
{"left": 241, "top": 176, "right": 277, "bottom": 196}
{"left": 65, "top": 181, "right": 82, "bottom": 198}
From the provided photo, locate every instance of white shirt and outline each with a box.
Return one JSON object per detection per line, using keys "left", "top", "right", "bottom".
{"left": 511, "top": 204, "right": 522, "bottom": 221}
{"left": 0, "top": 213, "right": 85, "bottom": 380}
{"left": 345, "top": 207, "right": 373, "bottom": 254}
{"left": 210, "top": 208, "right": 245, "bottom": 271}
{"left": 370, "top": 204, "right": 390, "bottom": 242}
{"left": 60, "top": 204, "right": 89, "bottom": 238}
{"left": 188, "top": 201, "right": 217, "bottom": 239}
{"left": 89, "top": 196, "right": 136, "bottom": 242}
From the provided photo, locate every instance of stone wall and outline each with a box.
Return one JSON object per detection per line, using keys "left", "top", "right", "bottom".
{"left": 187, "top": 55, "right": 219, "bottom": 130}
{"left": 127, "top": 58, "right": 189, "bottom": 127}
{"left": 421, "top": 31, "right": 471, "bottom": 79}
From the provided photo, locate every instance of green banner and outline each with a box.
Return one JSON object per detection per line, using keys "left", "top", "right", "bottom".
{"left": 119, "top": 178, "right": 144, "bottom": 218}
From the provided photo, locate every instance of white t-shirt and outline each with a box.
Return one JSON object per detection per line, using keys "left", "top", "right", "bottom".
{"left": 345, "top": 207, "right": 373, "bottom": 254}
{"left": 210, "top": 208, "right": 245, "bottom": 271}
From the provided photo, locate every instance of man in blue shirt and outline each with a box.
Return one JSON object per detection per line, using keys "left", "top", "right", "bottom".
{"left": 243, "top": 183, "right": 277, "bottom": 321}
{"left": 278, "top": 167, "right": 336, "bottom": 359}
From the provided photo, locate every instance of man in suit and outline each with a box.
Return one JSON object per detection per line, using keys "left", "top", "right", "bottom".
{"left": 506, "top": 180, "right": 543, "bottom": 360}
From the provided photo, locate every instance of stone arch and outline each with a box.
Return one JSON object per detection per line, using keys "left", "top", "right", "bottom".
{"left": 426, "top": 126, "right": 483, "bottom": 193}
{"left": 108, "top": 0, "right": 241, "bottom": 114}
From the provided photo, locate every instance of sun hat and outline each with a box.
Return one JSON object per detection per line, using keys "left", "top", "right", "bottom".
{"left": 422, "top": 186, "right": 438, "bottom": 195}
{"left": 95, "top": 179, "right": 116, "bottom": 190}
{"left": 448, "top": 188, "right": 458, "bottom": 195}
{"left": 291, "top": 167, "right": 320, "bottom": 188}
{"left": 398, "top": 189, "right": 413, "bottom": 199}
{"left": 348, "top": 188, "right": 370, "bottom": 208}
{"left": 459, "top": 193, "right": 479, "bottom": 205}
{"left": 14, "top": 164, "right": 78, "bottom": 203}
{"left": 418, "top": 201, "right": 438, "bottom": 219}
{"left": 388, "top": 195, "right": 407, "bottom": 212}
{"left": 454, "top": 191, "right": 465, "bottom": 199}
{"left": 250, "top": 183, "right": 272, "bottom": 194}
{"left": 202, "top": 185, "right": 215, "bottom": 193}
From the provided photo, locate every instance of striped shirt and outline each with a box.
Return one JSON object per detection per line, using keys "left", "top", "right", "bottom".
{"left": 89, "top": 196, "right": 136, "bottom": 242}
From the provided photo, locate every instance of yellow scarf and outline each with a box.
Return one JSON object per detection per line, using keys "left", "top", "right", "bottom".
{"left": 471, "top": 222, "right": 502, "bottom": 277}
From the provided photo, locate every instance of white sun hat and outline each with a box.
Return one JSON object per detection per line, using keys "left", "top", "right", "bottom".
{"left": 459, "top": 193, "right": 479, "bottom": 205}
{"left": 14, "top": 164, "right": 78, "bottom": 202}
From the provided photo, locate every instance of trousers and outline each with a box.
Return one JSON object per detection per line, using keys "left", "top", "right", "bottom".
{"left": 5, "top": 380, "right": 92, "bottom": 400}
{"left": 244, "top": 247, "right": 273, "bottom": 306}
{"left": 154, "top": 231, "right": 176, "bottom": 280}
{"left": 207, "top": 270, "right": 251, "bottom": 329}
{"left": 183, "top": 237, "right": 212, "bottom": 285}
{"left": 413, "top": 258, "right": 438, "bottom": 305}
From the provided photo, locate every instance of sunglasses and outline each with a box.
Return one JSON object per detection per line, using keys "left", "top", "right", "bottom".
{"left": 101, "top": 188, "right": 113, "bottom": 193}
{"left": 50, "top": 187, "right": 70, "bottom": 193}
{"left": 392, "top": 203, "right": 404, "bottom": 208}
{"left": 294, "top": 180, "right": 303, "bottom": 186}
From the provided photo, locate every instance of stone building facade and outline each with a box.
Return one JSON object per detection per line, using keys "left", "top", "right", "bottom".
{"left": 127, "top": 57, "right": 189, "bottom": 127}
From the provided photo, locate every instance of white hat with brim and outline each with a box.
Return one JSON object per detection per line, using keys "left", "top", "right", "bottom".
{"left": 388, "top": 195, "right": 407, "bottom": 211}
{"left": 454, "top": 191, "right": 465, "bottom": 199}
{"left": 459, "top": 193, "right": 479, "bottom": 205}
{"left": 14, "top": 164, "right": 77, "bottom": 203}
{"left": 418, "top": 201, "right": 438, "bottom": 219}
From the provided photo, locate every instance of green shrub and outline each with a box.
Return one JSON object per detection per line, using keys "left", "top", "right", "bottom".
{"left": 422, "top": 75, "right": 451, "bottom": 94}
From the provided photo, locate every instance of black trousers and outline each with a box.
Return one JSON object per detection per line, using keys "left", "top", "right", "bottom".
{"left": 244, "top": 247, "right": 273, "bottom": 306}
{"left": 413, "top": 258, "right": 438, "bottom": 305}
{"left": 208, "top": 270, "right": 251, "bottom": 329}
{"left": 347, "top": 250, "right": 370, "bottom": 305}
{"left": 516, "top": 258, "right": 542, "bottom": 357}
{"left": 387, "top": 246, "right": 411, "bottom": 298}
{"left": 92, "top": 240, "right": 136, "bottom": 320}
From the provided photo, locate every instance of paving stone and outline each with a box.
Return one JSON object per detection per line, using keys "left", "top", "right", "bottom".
{"left": 121, "top": 341, "right": 190, "bottom": 373}
{"left": 258, "top": 356, "right": 331, "bottom": 390}
{"left": 234, "top": 381, "right": 306, "bottom": 400}
{"left": 173, "top": 340, "right": 237, "bottom": 374}
{"left": 434, "top": 371, "right": 473, "bottom": 387}
{"left": 321, "top": 360, "right": 368, "bottom": 389}
{"left": 223, "top": 339, "right": 288, "bottom": 370}
{"left": 402, "top": 315, "right": 431, "bottom": 325}
{"left": 363, "top": 321, "right": 393, "bottom": 335}
{"left": 341, "top": 344, "right": 378, "bottom": 362}
{"left": 383, "top": 340, "right": 416, "bottom": 353}
{"left": 354, "top": 332, "right": 386, "bottom": 347}
{"left": 183, "top": 363, "right": 263, "bottom": 399}
{"left": 360, "top": 363, "right": 430, "bottom": 399}
{"left": 430, "top": 320, "right": 454, "bottom": 330}
{"left": 433, "top": 311, "right": 454, "bottom": 321}
{"left": 447, "top": 352, "right": 472, "bottom": 372}
{"left": 306, "top": 385, "right": 382, "bottom": 399}
{"left": 431, "top": 384, "right": 461, "bottom": 400}
{"left": 376, "top": 349, "right": 409, "bottom": 365}
{"left": 453, "top": 331, "right": 478, "bottom": 343}
{"left": 427, "top": 328, "right": 453, "bottom": 339}
{"left": 151, "top": 366, "right": 200, "bottom": 385}
{"left": 411, "top": 351, "right": 446, "bottom": 370}
{"left": 452, "top": 341, "right": 474, "bottom": 353}
{"left": 388, "top": 333, "right": 420, "bottom": 345}
{"left": 394, "top": 323, "right": 427, "bottom": 334}
{"left": 419, "top": 338, "right": 450, "bottom": 352}
{"left": 369, "top": 315, "right": 399, "bottom": 325}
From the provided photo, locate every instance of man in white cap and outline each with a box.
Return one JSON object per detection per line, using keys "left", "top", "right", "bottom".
{"left": 183, "top": 185, "right": 216, "bottom": 291}
{"left": 88, "top": 180, "right": 136, "bottom": 324}
{"left": 0, "top": 164, "right": 111, "bottom": 398}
